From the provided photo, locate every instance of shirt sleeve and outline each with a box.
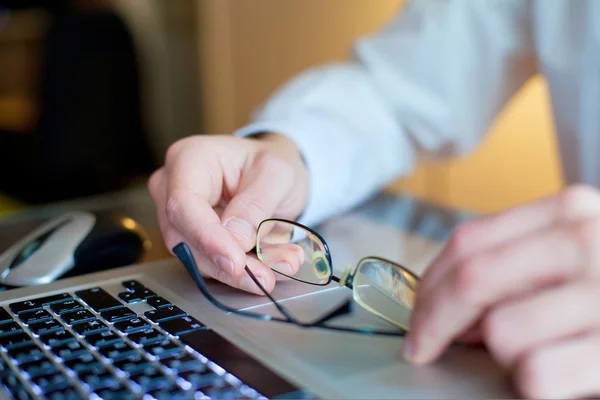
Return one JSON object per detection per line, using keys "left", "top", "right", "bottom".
{"left": 234, "top": 0, "right": 538, "bottom": 228}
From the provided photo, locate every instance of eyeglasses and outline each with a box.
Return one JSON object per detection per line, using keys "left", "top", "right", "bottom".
{"left": 173, "top": 218, "right": 419, "bottom": 337}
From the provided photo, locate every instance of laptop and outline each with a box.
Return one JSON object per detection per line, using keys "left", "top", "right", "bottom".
{"left": 0, "top": 195, "right": 514, "bottom": 400}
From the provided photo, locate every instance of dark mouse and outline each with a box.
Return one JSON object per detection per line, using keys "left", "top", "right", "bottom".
{"left": 0, "top": 211, "right": 151, "bottom": 286}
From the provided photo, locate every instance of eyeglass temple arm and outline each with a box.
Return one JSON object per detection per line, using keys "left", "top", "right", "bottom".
{"left": 172, "top": 242, "right": 287, "bottom": 322}
{"left": 243, "top": 267, "right": 298, "bottom": 322}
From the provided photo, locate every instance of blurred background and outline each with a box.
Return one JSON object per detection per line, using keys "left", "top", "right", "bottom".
{"left": 0, "top": 0, "right": 563, "bottom": 220}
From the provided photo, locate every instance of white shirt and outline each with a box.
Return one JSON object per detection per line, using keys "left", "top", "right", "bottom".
{"left": 235, "top": 0, "right": 600, "bottom": 227}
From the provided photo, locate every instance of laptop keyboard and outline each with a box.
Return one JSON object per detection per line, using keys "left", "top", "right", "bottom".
{"left": 0, "top": 280, "right": 266, "bottom": 400}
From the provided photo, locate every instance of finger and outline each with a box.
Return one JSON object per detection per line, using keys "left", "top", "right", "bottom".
{"left": 221, "top": 153, "right": 295, "bottom": 251}
{"left": 483, "top": 280, "right": 600, "bottom": 368}
{"left": 406, "top": 218, "right": 600, "bottom": 365}
{"left": 165, "top": 154, "right": 247, "bottom": 277}
{"left": 514, "top": 332, "right": 600, "bottom": 399}
{"left": 258, "top": 243, "right": 305, "bottom": 276}
{"left": 417, "top": 185, "right": 600, "bottom": 299}
{"left": 455, "top": 319, "right": 483, "bottom": 345}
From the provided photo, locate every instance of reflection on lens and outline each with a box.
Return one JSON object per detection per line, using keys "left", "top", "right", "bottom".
{"left": 257, "top": 220, "right": 331, "bottom": 285}
{"left": 353, "top": 258, "right": 418, "bottom": 330}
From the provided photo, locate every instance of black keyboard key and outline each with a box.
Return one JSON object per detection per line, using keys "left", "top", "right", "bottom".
{"left": 127, "top": 328, "right": 165, "bottom": 345}
{"left": 114, "top": 317, "right": 149, "bottom": 334}
{"left": 61, "top": 310, "right": 95, "bottom": 325}
{"left": 80, "top": 371, "right": 120, "bottom": 391}
{"left": 135, "top": 288, "right": 156, "bottom": 299}
{"left": 144, "top": 306, "right": 186, "bottom": 323}
{"left": 19, "top": 309, "right": 52, "bottom": 325}
{"left": 32, "top": 372, "right": 71, "bottom": 394}
{"left": 8, "top": 343, "right": 45, "bottom": 364}
{"left": 45, "top": 387, "right": 83, "bottom": 400}
{"left": 51, "top": 340, "right": 88, "bottom": 361}
{"left": 160, "top": 352, "right": 204, "bottom": 373}
{"left": 100, "top": 307, "right": 136, "bottom": 323}
{"left": 148, "top": 387, "right": 191, "bottom": 400}
{"left": 71, "top": 319, "right": 108, "bottom": 336}
{"left": 117, "top": 291, "right": 142, "bottom": 304}
{"left": 130, "top": 368, "right": 171, "bottom": 391}
{"left": 50, "top": 300, "right": 83, "bottom": 315}
{"left": 75, "top": 288, "right": 122, "bottom": 313}
{"left": 98, "top": 340, "right": 137, "bottom": 361}
{"left": 9, "top": 294, "right": 71, "bottom": 314}
{"left": 0, "top": 332, "right": 33, "bottom": 349}
{"left": 86, "top": 330, "right": 121, "bottom": 348}
{"left": 40, "top": 330, "right": 76, "bottom": 348}
{"left": 179, "top": 369, "right": 222, "bottom": 390}
{"left": 122, "top": 280, "right": 144, "bottom": 291}
{"left": 21, "top": 358, "right": 57, "bottom": 378}
{"left": 144, "top": 339, "right": 184, "bottom": 359}
{"left": 0, "top": 307, "right": 13, "bottom": 324}
{"left": 146, "top": 297, "right": 171, "bottom": 309}
{"left": 0, "top": 321, "right": 23, "bottom": 337}
{"left": 114, "top": 353, "right": 153, "bottom": 375}
{"left": 94, "top": 386, "right": 136, "bottom": 400}
{"left": 64, "top": 354, "right": 105, "bottom": 375}
{"left": 159, "top": 315, "right": 205, "bottom": 336}
{"left": 29, "top": 319, "right": 62, "bottom": 336}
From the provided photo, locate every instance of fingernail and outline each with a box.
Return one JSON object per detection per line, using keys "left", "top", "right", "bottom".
{"left": 214, "top": 255, "right": 235, "bottom": 276}
{"left": 272, "top": 262, "right": 293, "bottom": 275}
{"left": 241, "top": 276, "right": 266, "bottom": 295}
{"left": 402, "top": 335, "right": 417, "bottom": 363}
{"left": 224, "top": 218, "right": 254, "bottom": 243}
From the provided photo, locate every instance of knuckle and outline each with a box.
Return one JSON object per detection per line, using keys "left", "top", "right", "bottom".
{"left": 557, "top": 184, "right": 600, "bottom": 219}
{"left": 256, "top": 151, "right": 294, "bottom": 179}
{"left": 165, "top": 140, "right": 184, "bottom": 164}
{"left": 447, "top": 224, "right": 477, "bottom": 259}
{"left": 570, "top": 217, "right": 600, "bottom": 272}
{"left": 165, "top": 193, "right": 182, "bottom": 224}
{"left": 147, "top": 170, "right": 161, "bottom": 196}
{"left": 453, "top": 258, "right": 483, "bottom": 304}
{"left": 516, "top": 350, "right": 553, "bottom": 400}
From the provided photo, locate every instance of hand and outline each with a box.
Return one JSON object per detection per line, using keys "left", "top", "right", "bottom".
{"left": 403, "top": 184, "right": 600, "bottom": 399}
{"left": 148, "top": 133, "right": 309, "bottom": 295}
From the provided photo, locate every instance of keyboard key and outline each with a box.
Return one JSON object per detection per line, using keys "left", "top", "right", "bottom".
{"left": 130, "top": 368, "right": 171, "bottom": 391}
{"left": 61, "top": 310, "right": 95, "bottom": 325}
{"left": 64, "top": 354, "right": 105, "bottom": 375}
{"left": 179, "top": 369, "right": 222, "bottom": 390}
{"left": 80, "top": 371, "right": 120, "bottom": 391}
{"left": 32, "top": 372, "right": 71, "bottom": 393}
{"left": 51, "top": 340, "right": 88, "bottom": 361}
{"left": 29, "top": 319, "right": 62, "bottom": 336}
{"left": 144, "top": 306, "right": 186, "bottom": 323}
{"left": 94, "top": 386, "right": 137, "bottom": 400}
{"left": 75, "top": 288, "right": 122, "bottom": 313}
{"left": 134, "top": 288, "right": 156, "bottom": 299}
{"left": 146, "top": 297, "right": 171, "bottom": 309}
{"left": 122, "top": 280, "right": 144, "bottom": 291}
{"left": 114, "top": 317, "right": 149, "bottom": 334}
{"left": 114, "top": 353, "right": 153, "bottom": 375}
{"left": 159, "top": 315, "right": 205, "bottom": 336}
{"left": 0, "top": 307, "right": 13, "bottom": 324}
{"left": 45, "top": 387, "right": 83, "bottom": 400}
{"left": 1, "top": 374, "right": 31, "bottom": 400}
{"left": 21, "top": 358, "right": 57, "bottom": 378}
{"left": 7, "top": 343, "right": 45, "bottom": 364}
{"left": 71, "top": 319, "right": 108, "bottom": 336}
{"left": 148, "top": 387, "right": 191, "bottom": 400}
{"left": 39, "top": 330, "right": 76, "bottom": 348}
{"left": 0, "top": 332, "right": 33, "bottom": 349}
{"left": 127, "top": 328, "right": 165, "bottom": 346}
{"left": 117, "top": 291, "right": 142, "bottom": 304}
{"left": 50, "top": 300, "right": 83, "bottom": 315}
{"left": 100, "top": 307, "right": 136, "bottom": 323}
{"left": 19, "top": 309, "right": 52, "bottom": 325}
{"left": 144, "top": 339, "right": 184, "bottom": 359}
{"left": 0, "top": 321, "right": 23, "bottom": 337}
{"left": 160, "top": 352, "right": 204, "bottom": 373}
{"left": 98, "top": 340, "right": 137, "bottom": 361}
{"left": 10, "top": 293, "right": 71, "bottom": 314}
{"left": 86, "top": 330, "right": 121, "bottom": 348}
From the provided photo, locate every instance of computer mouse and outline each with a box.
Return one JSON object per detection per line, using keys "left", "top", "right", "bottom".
{"left": 0, "top": 211, "right": 151, "bottom": 287}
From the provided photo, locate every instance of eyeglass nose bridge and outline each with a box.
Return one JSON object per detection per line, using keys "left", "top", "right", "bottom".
{"left": 338, "top": 263, "right": 356, "bottom": 288}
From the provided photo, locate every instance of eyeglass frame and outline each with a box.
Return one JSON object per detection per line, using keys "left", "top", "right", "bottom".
{"left": 173, "top": 218, "right": 419, "bottom": 337}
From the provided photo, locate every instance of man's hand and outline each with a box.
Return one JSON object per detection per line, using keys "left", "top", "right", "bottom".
{"left": 404, "top": 184, "right": 600, "bottom": 399}
{"left": 148, "top": 133, "right": 309, "bottom": 295}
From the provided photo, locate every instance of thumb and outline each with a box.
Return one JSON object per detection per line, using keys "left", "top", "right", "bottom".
{"left": 221, "top": 153, "right": 294, "bottom": 251}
